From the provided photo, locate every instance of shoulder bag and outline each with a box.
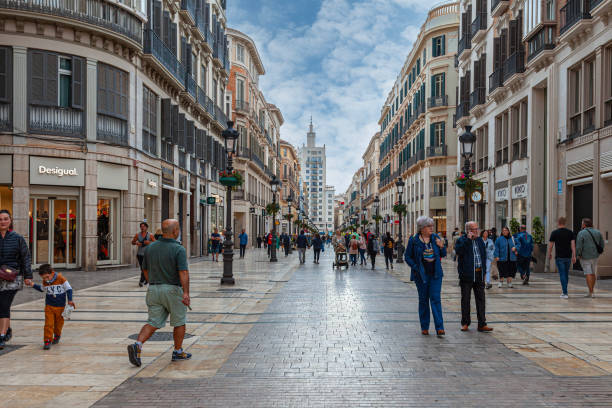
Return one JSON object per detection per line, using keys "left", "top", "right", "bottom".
{"left": 586, "top": 229, "right": 604, "bottom": 255}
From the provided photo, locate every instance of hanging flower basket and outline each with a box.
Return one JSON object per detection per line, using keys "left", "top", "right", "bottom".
{"left": 372, "top": 214, "right": 383, "bottom": 222}
{"left": 392, "top": 202, "right": 407, "bottom": 216}
{"left": 265, "top": 202, "right": 280, "bottom": 215}
{"left": 219, "top": 170, "right": 244, "bottom": 187}
{"left": 453, "top": 173, "right": 482, "bottom": 193}
{"left": 283, "top": 213, "right": 294, "bottom": 221}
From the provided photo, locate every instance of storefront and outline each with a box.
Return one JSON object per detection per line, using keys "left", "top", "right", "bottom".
{"left": 143, "top": 171, "right": 159, "bottom": 225}
{"left": 511, "top": 182, "right": 528, "bottom": 226}
{"left": 495, "top": 186, "right": 509, "bottom": 232}
{"left": 29, "top": 156, "right": 84, "bottom": 268}
{"left": 97, "top": 162, "right": 128, "bottom": 265}
{"left": 0, "top": 155, "right": 12, "bottom": 212}
{"left": 161, "top": 165, "right": 174, "bottom": 221}
{"left": 432, "top": 209, "right": 447, "bottom": 237}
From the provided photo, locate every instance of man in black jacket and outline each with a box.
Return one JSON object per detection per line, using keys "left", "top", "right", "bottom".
{"left": 296, "top": 231, "right": 308, "bottom": 264}
{"left": 454, "top": 221, "right": 493, "bottom": 333}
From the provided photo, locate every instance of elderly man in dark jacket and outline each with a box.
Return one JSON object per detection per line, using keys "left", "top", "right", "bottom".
{"left": 454, "top": 221, "right": 493, "bottom": 333}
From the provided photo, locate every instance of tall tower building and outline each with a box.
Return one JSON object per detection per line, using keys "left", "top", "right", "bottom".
{"left": 299, "top": 119, "right": 332, "bottom": 232}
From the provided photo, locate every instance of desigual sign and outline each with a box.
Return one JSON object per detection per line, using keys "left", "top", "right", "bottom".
{"left": 38, "top": 166, "right": 78, "bottom": 177}
{"left": 30, "top": 156, "right": 85, "bottom": 187}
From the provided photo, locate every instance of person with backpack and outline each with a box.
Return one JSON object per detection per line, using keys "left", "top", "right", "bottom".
{"left": 367, "top": 234, "right": 380, "bottom": 270}
{"left": 383, "top": 232, "right": 395, "bottom": 270}
{"left": 348, "top": 234, "right": 360, "bottom": 266}
{"left": 515, "top": 225, "right": 534, "bottom": 285}
{"left": 576, "top": 218, "right": 605, "bottom": 298}
{"left": 312, "top": 234, "right": 323, "bottom": 264}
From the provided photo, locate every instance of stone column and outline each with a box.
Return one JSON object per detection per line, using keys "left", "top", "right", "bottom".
{"left": 83, "top": 158, "right": 98, "bottom": 271}
{"left": 12, "top": 154, "right": 29, "bottom": 240}
{"left": 86, "top": 58, "right": 98, "bottom": 145}
{"left": 124, "top": 165, "right": 142, "bottom": 265}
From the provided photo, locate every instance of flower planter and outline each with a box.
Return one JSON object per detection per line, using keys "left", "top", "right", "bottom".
{"left": 219, "top": 176, "right": 241, "bottom": 187}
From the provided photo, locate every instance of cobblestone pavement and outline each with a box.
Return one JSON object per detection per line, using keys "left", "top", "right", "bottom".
{"left": 94, "top": 251, "right": 612, "bottom": 407}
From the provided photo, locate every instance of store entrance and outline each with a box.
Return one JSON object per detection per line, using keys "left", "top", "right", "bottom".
{"left": 30, "top": 197, "right": 78, "bottom": 268}
{"left": 97, "top": 197, "right": 120, "bottom": 264}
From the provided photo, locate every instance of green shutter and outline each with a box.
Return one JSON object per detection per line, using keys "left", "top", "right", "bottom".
{"left": 430, "top": 123, "right": 434, "bottom": 147}
{"left": 441, "top": 121, "right": 446, "bottom": 145}
{"left": 431, "top": 75, "right": 435, "bottom": 98}
{"left": 432, "top": 37, "right": 436, "bottom": 57}
{"left": 441, "top": 35, "right": 446, "bottom": 55}
{"left": 442, "top": 73, "right": 446, "bottom": 97}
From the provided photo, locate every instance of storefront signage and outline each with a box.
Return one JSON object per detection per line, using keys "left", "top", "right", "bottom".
{"left": 161, "top": 165, "right": 174, "bottom": 186}
{"left": 511, "top": 183, "right": 528, "bottom": 199}
{"left": 144, "top": 171, "right": 160, "bottom": 196}
{"left": 97, "top": 162, "right": 128, "bottom": 190}
{"left": 206, "top": 197, "right": 216, "bottom": 205}
{"left": 0, "top": 155, "right": 12, "bottom": 184}
{"left": 495, "top": 187, "right": 508, "bottom": 202}
{"left": 557, "top": 179, "right": 563, "bottom": 195}
{"left": 30, "top": 156, "right": 85, "bottom": 187}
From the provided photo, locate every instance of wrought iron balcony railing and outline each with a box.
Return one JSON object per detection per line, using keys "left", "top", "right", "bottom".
{"left": 428, "top": 95, "right": 448, "bottom": 109}
{"left": 458, "top": 34, "right": 472, "bottom": 56}
{"left": 470, "top": 86, "right": 486, "bottom": 108}
{"left": 185, "top": 73, "right": 197, "bottom": 100}
{"left": 560, "top": 0, "right": 592, "bottom": 33}
{"left": 144, "top": 29, "right": 186, "bottom": 87}
{"left": 489, "top": 67, "right": 504, "bottom": 93}
{"left": 455, "top": 100, "right": 470, "bottom": 120}
{"left": 29, "top": 105, "right": 83, "bottom": 137}
{"left": 471, "top": 13, "right": 487, "bottom": 38}
{"left": 235, "top": 100, "right": 249, "bottom": 113}
{"left": 527, "top": 26, "right": 556, "bottom": 61}
{"left": 503, "top": 51, "right": 525, "bottom": 82}
{"left": 97, "top": 113, "right": 128, "bottom": 145}
{"left": 0, "top": 103, "right": 11, "bottom": 132}
{"left": 427, "top": 145, "right": 448, "bottom": 157}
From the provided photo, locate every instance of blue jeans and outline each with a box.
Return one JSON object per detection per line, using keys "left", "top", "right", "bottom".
{"left": 414, "top": 275, "right": 444, "bottom": 331}
{"left": 358, "top": 249, "right": 366, "bottom": 264}
{"left": 349, "top": 254, "right": 357, "bottom": 265}
{"left": 485, "top": 259, "right": 492, "bottom": 284}
{"left": 556, "top": 258, "right": 571, "bottom": 295}
{"left": 518, "top": 255, "right": 531, "bottom": 279}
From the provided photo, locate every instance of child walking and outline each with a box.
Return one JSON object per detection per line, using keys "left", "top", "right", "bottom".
{"left": 27, "top": 264, "right": 75, "bottom": 350}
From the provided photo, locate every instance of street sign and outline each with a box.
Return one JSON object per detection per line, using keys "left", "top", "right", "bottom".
{"left": 206, "top": 197, "right": 216, "bottom": 205}
{"left": 557, "top": 179, "right": 563, "bottom": 195}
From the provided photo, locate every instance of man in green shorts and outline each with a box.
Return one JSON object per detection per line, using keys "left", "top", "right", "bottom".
{"left": 128, "top": 219, "right": 191, "bottom": 367}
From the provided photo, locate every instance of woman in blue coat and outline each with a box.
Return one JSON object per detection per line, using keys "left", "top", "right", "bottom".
{"left": 494, "top": 226, "right": 518, "bottom": 288}
{"left": 404, "top": 216, "right": 447, "bottom": 336}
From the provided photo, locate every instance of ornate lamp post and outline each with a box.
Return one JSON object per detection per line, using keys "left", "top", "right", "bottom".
{"left": 374, "top": 195, "right": 380, "bottom": 236}
{"left": 395, "top": 177, "right": 405, "bottom": 263}
{"left": 287, "top": 193, "right": 293, "bottom": 253}
{"left": 459, "top": 126, "right": 476, "bottom": 228}
{"left": 270, "top": 175, "right": 280, "bottom": 262}
{"left": 220, "top": 121, "right": 239, "bottom": 285}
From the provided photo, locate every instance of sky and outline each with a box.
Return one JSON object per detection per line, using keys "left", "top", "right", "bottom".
{"left": 227, "top": 0, "right": 432, "bottom": 193}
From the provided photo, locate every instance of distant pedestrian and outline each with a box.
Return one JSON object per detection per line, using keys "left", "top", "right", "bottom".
{"left": 128, "top": 219, "right": 191, "bottom": 367}
{"left": 547, "top": 217, "right": 576, "bottom": 298}
{"left": 267, "top": 232, "right": 273, "bottom": 257}
{"left": 312, "top": 234, "right": 322, "bottom": 264}
{"left": 358, "top": 233, "right": 368, "bottom": 266}
{"left": 383, "top": 232, "right": 395, "bottom": 270}
{"left": 576, "top": 218, "right": 605, "bottom": 298}
{"left": 238, "top": 229, "right": 248, "bottom": 258}
{"left": 348, "top": 235, "right": 359, "bottom": 266}
{"left": 455, "top": 221, "right": 493, "bottom": 333}
{"left": 481, "top": 230, "right": 495, "bottom": 289}
{"left": 0, "top": 209, "right": 32, "bottom": 350}
{"left": 297, "top": 230, "right": 308, "bottom": 264}
{"left": 494, "top": 227, "right": 517, "bottom": 288}
{"left": 515, "top": 225, "right": 534, "bottom": 285}
{"left": 452, "top": 232, "right": 461, "bottom": 262}
{"left": 154, "top": 228, "right": 163, "bottom": 240}
{"left": 367, "top": 234, "right": 380, "bottom": 270}
{"left": 490, "top": 227, "right": 498, "bottom": 242}
{"left": 404, "top": 216, "right": 446, "bottom": 336}
{"left": 257, "top": 235, "right": 262, "bottom": 248}
{"left": 132, "top": 222, "right": 155, "bottom": 287}
{"left": 282, "top": 233, "right": 291, "bottom": 256}
{"left": 210, "top": 228, "right": 222, "bottom": 262}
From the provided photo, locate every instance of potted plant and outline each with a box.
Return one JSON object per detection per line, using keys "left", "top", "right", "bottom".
{"left": 509, "top": 218, "right": 520, "bottom": 236}
{"left": 219, "top": 170, "right": 244, "bottom": 188}
{"left": 392, "top": 202, "right": 407, "bottom": 216}
{"left": 265, "top": 202, "right": 280, "bottom": 215}
{"left": 531, "top": 216, "right": 547, "bottom": 273}
{"left": 283, "top": 213, "right": 294, "bottom": 221}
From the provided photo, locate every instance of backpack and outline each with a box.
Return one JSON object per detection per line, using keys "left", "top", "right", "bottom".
{"left": 372, "top": 239, "right": 380, "bottom": 253}
{"left": 351, "top": 241, "right": 358, "bottom": 251}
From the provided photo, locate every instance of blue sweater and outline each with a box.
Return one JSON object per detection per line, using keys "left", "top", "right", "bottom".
{"left": 33, "top": 272, "right": 73, "bottom": 308}
{"left": 404, "top": 233, "right": 446, "bottom": 283}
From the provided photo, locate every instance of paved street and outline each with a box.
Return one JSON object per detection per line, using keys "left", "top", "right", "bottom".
{"left": 3, "top": 248, "right": 612, "bottom": 407}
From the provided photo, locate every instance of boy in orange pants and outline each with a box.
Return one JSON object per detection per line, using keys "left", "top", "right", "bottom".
{"left": 27, "top": 264, "right": 75, "bottom": 350}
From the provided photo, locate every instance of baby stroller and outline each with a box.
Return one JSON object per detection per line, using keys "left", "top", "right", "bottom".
{"left": 333, "top": 243, "right": 349, "bottom": 270}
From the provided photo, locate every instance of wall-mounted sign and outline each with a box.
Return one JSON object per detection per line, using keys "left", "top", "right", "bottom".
{"left": 0, "top": 155, "right": 11, "bottom": 184}
{"left": 495, "top": 187, "right": 509, "bottom": 202}
{"left": 557, "top": 179, "right": 563, "bottom": 195}
{"left": 161, "top": 165, "right": 174, "bottom": 186}
{"left": 97, "top": 162, "right": 128, "bottom": 190}
{"left": 206, "top": 196, "right": 216, "bottom": 205}
{"left": 30, "top": 156, "right": 85, "bottom": 187}
{"left": 144, "top": 171, "right": 160, "bottom": 196}
{"left": 512, "top": 183, "right": 528, "bottom": 199}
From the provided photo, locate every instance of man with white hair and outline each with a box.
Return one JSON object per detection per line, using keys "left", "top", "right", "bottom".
{"left": 454, "top": 221, "right": 493, "bottom": 332}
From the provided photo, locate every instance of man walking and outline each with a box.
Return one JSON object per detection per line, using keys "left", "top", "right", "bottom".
{"left": 576, "top": 218, "right": 605, "bottom": 298}
{"left": 516, "top": 225, "right": 534, "bottom": 284}
{"left": 238, "top": 229, "right": 248, "bottom": 258}
{"left": 127, "top": 219, "right": 191, "bottom": 367}
{"left": 297, "top": 230, "right": 308, "bottom": 264}
{"left": 547, "top": 217, "right": 576, "bottom": 298}
{"left": 282, "top": 232, "right": 291, "bottom": 257}
{"left": 312, "top": 234, "right": 322, "bottom": 264}
{"left": 454, "top": 221, "right": 493, "bottom": 333}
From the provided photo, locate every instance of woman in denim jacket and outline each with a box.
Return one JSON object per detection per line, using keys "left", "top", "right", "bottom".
{"left": 494, "top": 227, "right": 518, "bottom": 288}
{"left": 404, "top": 216, "right": 447, "bottom": 337}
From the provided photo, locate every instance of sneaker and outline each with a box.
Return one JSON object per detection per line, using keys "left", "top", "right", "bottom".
{"left": 139, "top": 282, "right": 144, "bottom": 287}
{"left": 172, "top": 350, "right": 192, "bottom": 361}
{"left": 508, "top": 282, "right": 513, "bottom": 288}
{"left": 52, "top": 335, "right": 61, "bottom": 345}
{"left": 498, "top": 282, "right": 503, "bottom": 288}
{"left": 560, "top": 294, "right": 569, "bottom": 299}
{"left": 5, "top": 327, "right": 11, "bottom": 342}
{"left": 0, "top": 335, "right": 5, "bottom": 350}
{"left": 485, "top": 284, "right": 492, "bottom": 289}
{"left": 43, "top": 340, "right": 51, "bottom": 350}
{"left": 127, "top": 343, "right": 142, "bottom": 367}
{"left": 585, "top": 293, "right": 593, "bottom": 298}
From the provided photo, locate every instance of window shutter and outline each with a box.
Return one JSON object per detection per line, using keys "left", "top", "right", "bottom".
{"left": 170, "top": 23, "right": 177, "bottom": 57}
{"left": 162, "top": 11, "right": 170, "bottom": 48}
{"left": 432, "top": 37, "right": 436, "bottom": 57}
{"left": 493, "top": 37, "right": 501, "bottom": 71}
{"left": 501, "top": 29, "right": 508, "bottom": 62}
{"left": 180, "top": 37, "right": 187, "bottom": 66}
{"left": 153, "top": 0, "right": 162, "bottom": 37}
{"left": 431, "top": 75, "right": 435, "bottom": 98}
{"left": 509, "top": 20, "right": 517, "bottom": 56}
{"left": 473, "top": 59, "right": 480, "bottom": 89}
{"left": 441, "top": 73, "right": 446, "bottom": 96}
{"left": 430, "top": 123, "right": 434, "bottom": 147}
{"left": 45, "top": 52, "right": 58, "bottom": 106}
{"left": 161, "top": 99, "right": 171, "bottom": 141}
{"left": 171, "top": 104, "right": 179, "bottom": 144}
{"left": 205, "top": 3, "right": 210, "bottom": 26}
{"left": 178, "top": 113, "right": 185, "bottom": 149}
{"left": 71, "top": 56, "right": 84, "bottom": 109}
{"left": 206, "top": 134, "right": 212, "bottom": 162}
{"left": 0, "top": 47, "right": 11, "bottom": 103}
{"left": 441, "top": 35, "right": 445, "bottom": 55}
{"left": 185, "top": 43, "right": 192, "bottom": 74}
{"left": 186, "top": 120, "right": 194, "bottom": 153}
{"left": 441, "top": 121, "right": 446, "bottom": 145}
{"left": 195, "top": 128, "right": 202, "bottom": 159}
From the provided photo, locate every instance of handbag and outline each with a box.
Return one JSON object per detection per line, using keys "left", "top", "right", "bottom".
{"left": 586, "top": 229, "right": 604, "bottom": 255}
{"left": 0, "top": 265, "right": 17, "bottom": 282}
{"left": 573, "top": 259, "right": 583, "bottom": 271}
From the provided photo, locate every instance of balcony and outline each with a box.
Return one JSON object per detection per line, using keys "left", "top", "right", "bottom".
{"left": 96, "top": 114, "right": 128, "bottom": 145}
{"left": 428, "top": 95, "right": 448, "bottom": 109}
{"left": 196, "top": 85, "right": 206, "bottom": 112}
{"left": 28, "top": 105, "right": 83, "bottom": 137}
{"left": 235, "top": 100, "right": 249, "bottom": 114}
{"left": 491, "top": 0, "right": 509, "bottom": 17}
{"left": 193, "top": 12, "right": 210, "bottom": 48}
{"left": 458, "top": 34, "right": 472, "bottom": 60}
{"left": 527, "top": 26, "right": 556, "bottom": 71}
{"left": 590, "top": 0, "right": 612, "bottom": 20}
{"left": 415, "top": 102, "right": 425, "bottom": 118}
{"left": 0, "top": 103, "right": 11, "bottom": 132}
{"left": 489, "top": 67, "right": 504, "bottom": 94}
{"left": 0, "top": 0, "right": 143, "bottom": 46}
{"left": 503, "top": 51, "right": 525, "bottom": 86}
{"left": 215, "top": 105, "right": 227, "bottom": 127}
{"left": 143, "top": 29, "right": 186, "bottom": 90}
{"left": 427, "top": 145, "right": 448, "bottom": 158}
{"left": 470, "top": 87, "right": 486, "bottom": 110}
{"left": 560, "top": 0, "right": 592, "bottom": 35}
{"left": 470, "top": 13, "right": 487, "bottom": 43}
{"left": 184, "top": 73, "right": 197, "bottom": 102}
{"left": 455, "top": 100, "right": 470, "bottom": 123}
{"left": 180, "top": 0, "right": 196, "bottom": 26}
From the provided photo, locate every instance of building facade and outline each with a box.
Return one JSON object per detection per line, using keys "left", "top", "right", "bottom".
{"left": 0, "top": 0, "right": 230, "bottom": 270}
{"left": 279, "top": 140, "right": 300, "bottom": 235}
{"left": 378, "top": 2, "right": 460, "bottom": 240}
{"left": 362, "top": 133, "right": 381, "bottom": 233}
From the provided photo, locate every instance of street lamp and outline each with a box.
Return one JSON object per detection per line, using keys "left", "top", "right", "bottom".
{"left": 287, "top": 193, "right": 293, "bottom": 253}
{"left": 221, "top": 121, "right": 239, "bottom": 285}
{"left": 395, "top": 177, "right": 405, "bottom": 264}
{"left": 374, "top": 195, "right": 380, "bottom": 236}
{"left": 270, "top": 175, "right": 280, "bottom": 262}
{"left": 459, "top": 126, "right": 476, "bottom": 229}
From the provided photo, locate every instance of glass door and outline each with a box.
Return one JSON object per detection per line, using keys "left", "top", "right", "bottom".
{"left": 97, "top": 197, "right": 119, "bottom": 264}
{"left": 30, "top": 197, "right": 78, "bottom": 268}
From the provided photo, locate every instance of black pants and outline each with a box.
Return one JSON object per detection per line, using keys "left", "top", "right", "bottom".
{"left": 257, "top": 241, "right": 262, "bottom": 248}
{"left": 240, "top": 245, "right": 246, "bottom": 258}
{"left": 314, "top": 249, "right": 321, "bottom": 262}
{"left": 137, "top": 254, "right": 147, "bottom": 284}
{"left": 460, "top": 280, "right": 486, "bottom": 328}
{"left": 384, "top": 250, "right": 394, "bottom": 268}
{"left": 0, "top": 289, "right": 17, "bottom": 319}
{"left": 369, "top": 252, "right": 376, "bottom": 268}
{"left": 284, "top": 244, "right": 290, "bottom": 256}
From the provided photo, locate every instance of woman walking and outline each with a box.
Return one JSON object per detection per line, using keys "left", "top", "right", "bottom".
{"left": 132, "top": 222, "right": 155, "bottom": 287}
{"left": 494, "top": 226, "right": 517, "bottom": 288}
{"left": 358, "top": 232, "right": 368, "bottom": 266}
{"left": 0, "top": 210, "right": 32, "bottom": 349}
{"left": 481, "top": 230, "right": 495, "bottom": 289}
{"left": 383, "top": 232, "right": 395, "bottom": 270}
{"left": 348, "top": 234, "right": 360, "bottom": 266}
{"left": 404, "top": 216, "right": 446, "bottom": 336}
{"left": 367, "top": 234, "right": 380, "bottom": 270}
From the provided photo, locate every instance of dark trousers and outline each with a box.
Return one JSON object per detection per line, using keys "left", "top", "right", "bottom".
{"left": 284, "top": 244, "right": 290, "bottom": 256}
{"left": 369, "top": 253, "right": 376, "bottom": 268}
{"left": 314, "top": 249, "right": 321, "bottom": 262}
{"left": 460, "top": 280, "right": 486, "bottom": 328}
{"left": 137, "top": 254, "right": 147, "bottom": 284}
{"left": 518, "top": 255, "right": 531, "bottom": 280}
{"left": 384, "top": 250, "right": 394, "bottom": 268}
{"left": 359, "top": 249, "right": 366, "bottom": 265}
{"left": 239, "top": 244, "right": 246, "bottom": 258}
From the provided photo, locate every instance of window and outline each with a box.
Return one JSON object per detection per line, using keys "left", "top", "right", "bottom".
{"left": 213, "top": 79, "right": 217, "bottom": 105}
{"left": 58, "top": 57, "right": 72, "bottom": 107}
{"left": 605, "top": 47, "right": 612, "bottom": 126}
{"left": 97, "top": 63, "right": 129, "bottom": 144}
{"left": 423, "top": 48, "right": 426, "bottom": 65}
{"left": 29, "top": 50, "right": 84, "bottom": 110}
{"left": 432, "top": 73, "right": 445, "bottom": 98}
{"left": 142, "top": 86, "right": 158, "bottom": 155}
{"left": 236, "top": 44, "right": 245, "bottom": 63}
{"left": 431, "top": 176, "right": 447, "bottom": 197}
{"left": 430, "top": 122, "right": 445, "bottom": 147}
{"left": 432, "top": 35, "right": 445, "bottom": 57}
{"left": 236, "top": 77, "right": 245, "bottom": 103}
{"left": 568, "top": 57, "right": 597, "bottom": 138}
{"left": 476, "top": 125, "right": 489, "bottom": 173}
{"left": 201, "top": 65, "right": 206, "bottom": 91}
